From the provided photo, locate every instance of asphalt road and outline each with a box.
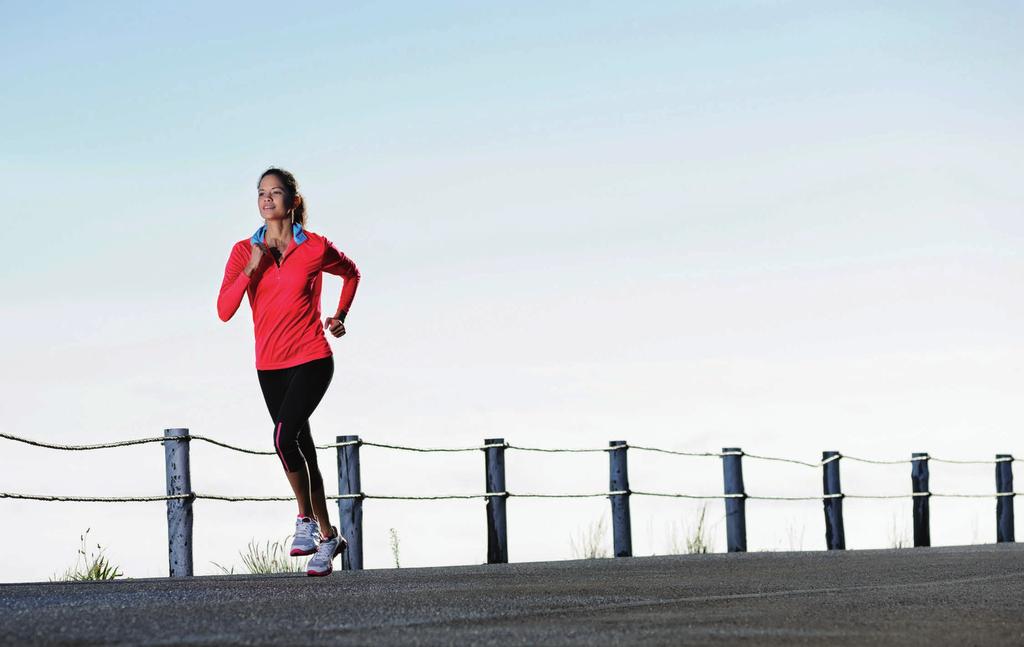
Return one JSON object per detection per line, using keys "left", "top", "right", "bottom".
{"left": 2, "top": 544, "right": 1023, "bottom": 645}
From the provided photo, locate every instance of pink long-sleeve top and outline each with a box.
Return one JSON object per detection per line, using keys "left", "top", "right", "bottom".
{"left": 217, "top": 228, "right": 361, "bottom": 370}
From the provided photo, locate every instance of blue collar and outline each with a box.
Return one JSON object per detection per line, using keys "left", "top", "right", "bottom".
{"left": 250, "top": 222, "right": 308, "bottom": 246}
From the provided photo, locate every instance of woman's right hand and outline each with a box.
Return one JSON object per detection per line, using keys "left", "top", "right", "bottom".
{"left": 243, "top": 243, "right": 265, "bottom": 276}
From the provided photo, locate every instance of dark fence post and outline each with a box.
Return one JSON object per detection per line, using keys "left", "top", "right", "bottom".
{"left": 484, "top": 438, "right": 508, "bottom": 564}
{"left": 608, "top": 440, "right": 632, "bottom": 557}
{"left": 721, "top": 447, "right": 747, "bottom": 552}
{"left": 911, "top": 452, "right": 930, "bottom": 547}
{"left": 337, "top": 435, "right": 363, "bottom": 570}
{"left": 163, "top": 428, "right": 193, "bottom": 577}
{"left": 996, "top": 454, "right": 1015, "bottom": 543}
{"left": 822, "top": 451, "right": 845, "bottom": 550}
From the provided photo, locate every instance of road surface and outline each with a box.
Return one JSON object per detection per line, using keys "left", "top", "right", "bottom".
{"left": 2, "top": 544, "right": 1023, "bottom": 645}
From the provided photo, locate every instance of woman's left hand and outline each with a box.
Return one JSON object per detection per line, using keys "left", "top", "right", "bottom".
{"left": 324, "top": 317, "right": 346, "bottom": 338}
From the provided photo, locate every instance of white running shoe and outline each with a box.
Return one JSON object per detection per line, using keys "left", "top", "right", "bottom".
{"left": 306, "top": 527, "right": 347, "bottom": 577}
{"left": 290, "top": 516, "right": 321, "bottom": 557}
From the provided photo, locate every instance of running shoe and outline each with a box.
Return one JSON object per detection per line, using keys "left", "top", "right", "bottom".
{"left": 306, "top": 527, "right": 347, "bottom": 577}
{"left": 290, "top": 516, "right": 321, "bottom": 557}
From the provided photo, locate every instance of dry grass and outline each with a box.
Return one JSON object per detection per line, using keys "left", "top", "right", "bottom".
{"left": 389, "top": 528, "right": 401, "bottom": 568}
{"left": 211, "top": 535, "right": 306, "bottom": 574}
{"left": 569, "top": 516, "right": 610, "bottom": 559}
{"left": 890, "top": 513, "right": 910, "bottom": 549}
{"left": 51, "top": 528, "right": 123, "bottom": 581}
{"left": 666, "top": 505, "right": 711, "bottom": 555}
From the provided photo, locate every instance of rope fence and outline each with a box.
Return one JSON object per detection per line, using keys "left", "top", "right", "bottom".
{"left": 3, "top": 489, "right": 1017, "bottom": 503}
{"left": 4, "top": 431, "right": 1011, "bottom": 464}
{"left": 0, "top": 430, "right": 1017, "bottom": 575}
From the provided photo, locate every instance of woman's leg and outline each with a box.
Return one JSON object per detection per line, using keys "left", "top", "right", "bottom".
{"left": 269, "top": 356, "right": 335, "bottom": 534}
{"left": 295, "top": 423, "right": 332, "bottom": 534}
{"left": 257, "top": 366, "right": 314, "bottom": 518}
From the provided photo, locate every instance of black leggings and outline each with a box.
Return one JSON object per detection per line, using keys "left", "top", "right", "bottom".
{"left": 257, "top": 355, "right": 334, "bottom": 473}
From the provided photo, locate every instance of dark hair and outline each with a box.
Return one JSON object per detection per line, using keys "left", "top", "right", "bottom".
{"left": 258, "top": 167, "right": 307, "bottom": 226}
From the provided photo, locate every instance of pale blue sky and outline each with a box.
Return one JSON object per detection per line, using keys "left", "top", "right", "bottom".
{"left": 1, "top": 2, "right": 1022, "bottom": 582}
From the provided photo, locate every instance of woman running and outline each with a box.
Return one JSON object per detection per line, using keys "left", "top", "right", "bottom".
{"left": 217, "top": 167, "right": 361, "bottom": 577}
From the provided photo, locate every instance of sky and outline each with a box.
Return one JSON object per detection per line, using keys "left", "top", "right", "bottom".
{"left": 1, "top": 1, "right": 1022, "bottom": 583}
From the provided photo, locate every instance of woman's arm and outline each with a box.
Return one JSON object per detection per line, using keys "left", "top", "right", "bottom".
{"left": 217, "top": 243, "right": 260, "bottom": 322}
{"left": 321, "top": 238, "right": 361, "bottom": 321}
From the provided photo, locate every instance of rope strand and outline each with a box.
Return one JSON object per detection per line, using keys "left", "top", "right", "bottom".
{"left": 6, "top": 490, "right": 1013, "bottom": 503}
{"left": 0, "top": 432, "right": 1014, "bottom": 466}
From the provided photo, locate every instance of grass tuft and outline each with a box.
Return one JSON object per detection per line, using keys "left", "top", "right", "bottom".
{"left": 667, "top": 505, "right": 712, "bottom": 555}
{"left": 890, "top": 513, "right": 910, "bottom": 549}
{"left": 569, "top": 515, "right": 610, "bottom": 559}
{"left": 212, "top": 535, "right": 306, "bottom": 575}
{"left": 389, "top": 528, "right": 401, "bottom": 568}
{"left": 51, "top": 528, "right": 123, "bottom": 582}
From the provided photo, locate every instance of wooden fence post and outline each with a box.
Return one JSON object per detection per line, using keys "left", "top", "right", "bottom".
{"left": 721, "top": 447, "right": 747, "bottom": 552}
{"left": 996, "top": 454, "right": 1015, "bottom": 543}
{"left": 608, "top": 440, "right": 632, "bottom": 557}
{"left": 337, "top": 435, "right": 363, "bottom": 570}
{"left": 822, "top": 451, "right": 845, "bottom": 550}
{"left": 485, "top": 438, "right": 508, "bottom": 564}
{"left": 163, "top": 428, "right": 193, "bottom": 577}
{"left": 911, "top": 452, "right": 930, "bottom": 547}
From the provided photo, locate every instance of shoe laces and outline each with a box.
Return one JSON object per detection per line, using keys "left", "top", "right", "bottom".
{"left": 314, "top": 534, "right": 338, "bottom": 559}
{"left": 297, "top": 518, "right": 320, "bottom": 541}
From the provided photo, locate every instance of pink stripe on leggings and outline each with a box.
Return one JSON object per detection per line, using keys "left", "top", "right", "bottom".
{"left": 275, "top": 421, "right": 289, "bottom": 470}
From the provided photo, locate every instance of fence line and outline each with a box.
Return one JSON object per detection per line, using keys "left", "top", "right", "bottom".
{"left": 0, "top": 430, "right": 1017, "bottom": 576}
{"left": 4, "top": 490, "right": 1020, "bottom": 503}
{"left": 5, "top": 431, "right": 1012, "bottom": 465}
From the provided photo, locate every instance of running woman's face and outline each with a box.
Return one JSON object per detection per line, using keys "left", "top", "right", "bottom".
{"left": 257, "top": 175, "right": 296, "bottom": 222}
